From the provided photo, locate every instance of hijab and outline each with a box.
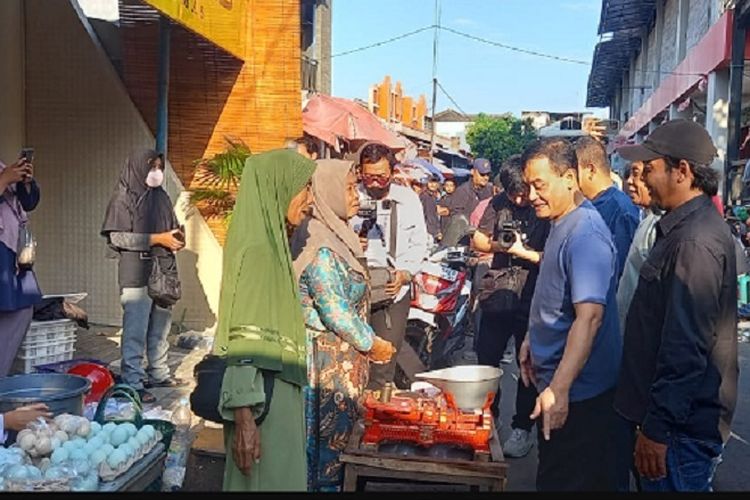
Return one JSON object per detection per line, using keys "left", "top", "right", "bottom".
{"left": 101, "top": 148, "right": 177, "bottom": 240}
{"left": 0, "top": 162, "right": 28, "bottom": 254}
{"left": 213, "top": 149, "right": 316, "bottom": 387}
{"left": 291, "top": 159, "right": 367, "bottom": 280}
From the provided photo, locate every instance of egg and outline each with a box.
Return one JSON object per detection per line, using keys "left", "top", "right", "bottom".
{"left": 141, "top": 425, "right": 156, "bottom": 439}
{"left": 127, "top": 436, "right": 140, "bottom": 451}
{"left": 71, "top": 437, "right": 86, "bottom": 449}
{"left": 102, "top": 422, "right": 117, "bottom": 434}
{"left": 16, "top": 429, "right": 33, "bottom": 444}
{"left": 50, "top": 437, "right": 61, "bottom": 451}
{"left": 69, "top": 448, "right": 88, "bottom": 462}
{"left": 18, "top": 432, "right": 36, "bottom": 452}
{"left": 87, "top": 422, "right": 102, "bottom": 438}
{"left": 62, "top": 440, "right": 77, "bottom": 453}
{"left": 71, "top": 459, "right": 91, "bottom": 476}
{"left": 89, "top": 449, "right": 107, "bottom": 467}
{"left": 44, "top": 466, "right": 68, "bottom": 480}
{"left": 61, "top": 419, "right": 79, "bottom": 435}
{"left": 26, "top": 466, "right": 42, "bottom": 480}
{"left": 119, "top": 443, "right": 135, "bottom": 459}
{"left": 76, "top": 420, "right": 91, "bottom": 438}
{"left": 121, "top": 423, "right": 137, "bottom": 437}
{"left": 106, "top": 448, "right": 126, "bottom": 469}
{"left": 109, "top": 427, "right": 128, "bottom": 447}
{"left": 51, "top": 447, "right": 70, "bottom": 464}
{"left": 6, "top": 464, "right": 30, "bottom": 480}
{"left": 135, "top": 432, "right": 150, "bottom": 447}
{"left": 35, "top": 436, "right": 53, "bottom": 455}
{"left": 101, "top": 444, "right": 115, "bottom": 455}
{"left": 54, "top": 430, "right": 69, "bottom": 443}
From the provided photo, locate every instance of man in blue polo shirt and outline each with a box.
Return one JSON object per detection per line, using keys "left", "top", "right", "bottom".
{"left": 519, "top": 137, "right": 622, "bottom": 491}
{"left": 574, "top": 136, "right": 640, "bottom": 283}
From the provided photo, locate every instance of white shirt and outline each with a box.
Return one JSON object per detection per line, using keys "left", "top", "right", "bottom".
{"left": 351, "top": 183, "right": 429, "bottom": 302}
{"left": 616, "top": 208, "right": 661, "bottom": 334}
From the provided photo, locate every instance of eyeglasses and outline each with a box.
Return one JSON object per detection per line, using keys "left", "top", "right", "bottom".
{"left": 362, "top": 173, "right": 391, "bottom": 183}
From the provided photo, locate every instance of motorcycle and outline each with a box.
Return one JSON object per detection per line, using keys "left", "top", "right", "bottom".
{"left": 394, "top": 217, "right": 476, "bottom": 389}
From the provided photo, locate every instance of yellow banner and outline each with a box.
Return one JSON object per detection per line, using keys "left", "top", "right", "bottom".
{"left": 143, "top": 0, "right": 247, "bottom": 59}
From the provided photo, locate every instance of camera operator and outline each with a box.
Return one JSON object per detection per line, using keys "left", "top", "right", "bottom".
{"left": 349, "top": 142, "right": 429, "bottom": 390}
{"left": 472, "top": 154, "right": 550, "bottom": 458}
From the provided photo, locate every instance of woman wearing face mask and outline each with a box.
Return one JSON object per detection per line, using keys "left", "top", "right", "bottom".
{"left": 213, "top": 149, "right": 316, "bottom": 492}
{"left": 291, "top": 160, "right": 394, "bottom": 492}
{"left": 101, "top": 149, "right": 186, "bottom": 404}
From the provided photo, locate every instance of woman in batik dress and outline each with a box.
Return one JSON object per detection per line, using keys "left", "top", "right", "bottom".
{"left": 291, "top": 159, "right": 395, "bottom": 492}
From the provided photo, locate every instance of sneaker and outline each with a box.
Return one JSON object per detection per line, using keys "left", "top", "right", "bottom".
{"left": 500, "top": 348, "right": 514, "bottom": 365}
{"left": 503, "top": 428, "right": 533, "bottom": 458}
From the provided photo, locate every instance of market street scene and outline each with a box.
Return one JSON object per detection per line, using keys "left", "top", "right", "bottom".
{"left": 2, "top": 0, "right": 750, "bottom": 493}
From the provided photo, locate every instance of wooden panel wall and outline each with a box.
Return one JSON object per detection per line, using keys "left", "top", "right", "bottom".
{"left": 121, "top": 0, "right": 302, "bottom": 244}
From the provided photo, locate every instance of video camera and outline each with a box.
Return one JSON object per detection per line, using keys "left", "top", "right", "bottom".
{"left": 357, "top": 198, "right": 391, "bottom": 237}
{"left": 497, "top": 220, "right": 527, "bottom": 250}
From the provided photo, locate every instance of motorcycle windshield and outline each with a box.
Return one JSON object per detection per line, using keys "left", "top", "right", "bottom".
{"left": 440, "top": 215, "right": 472, "bottom": 249}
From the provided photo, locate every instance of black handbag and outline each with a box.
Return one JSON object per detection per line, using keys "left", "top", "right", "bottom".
{"left": 189, "top": 354, "right": 275, "bottom": 426}
{"left": 147, "top": 252, "right": 181, "bottom": 308}
{"left": 477, "top": 267, "right": 528, "bottom": 314}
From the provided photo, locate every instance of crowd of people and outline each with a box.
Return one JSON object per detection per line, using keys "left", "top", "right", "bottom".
{"left": 0, "top": 117, "right": 741, "bottom": 492}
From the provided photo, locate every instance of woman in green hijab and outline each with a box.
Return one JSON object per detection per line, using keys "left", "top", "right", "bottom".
{"left": 213, "top": 149, "right": 316, "bottom": 492}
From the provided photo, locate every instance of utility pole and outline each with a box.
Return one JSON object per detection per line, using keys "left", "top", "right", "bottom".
{"left": 429, "top": 0, "right": 440, "bottom": 163}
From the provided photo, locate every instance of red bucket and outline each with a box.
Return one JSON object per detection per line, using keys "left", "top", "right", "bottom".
{"left": 67, "top": 362, "right": 115, "bottom": 405}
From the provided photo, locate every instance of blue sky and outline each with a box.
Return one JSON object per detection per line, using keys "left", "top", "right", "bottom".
{"left": 331, "top": 0, "right": 607, "bottom": 117}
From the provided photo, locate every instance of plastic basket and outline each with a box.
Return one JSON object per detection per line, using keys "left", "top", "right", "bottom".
{"left": 12, "top": 347, "right": 76, "bottom": 374}
{"left": 33, "top": 357, "right": 108, "bottom": 374}
{"left": 22, "top": 319, "right": 77, "bottom": 345}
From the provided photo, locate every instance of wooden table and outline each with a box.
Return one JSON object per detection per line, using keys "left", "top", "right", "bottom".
{"left": 340, "top": 422, "right": 508, "bottom": 492}
{"left": 99, "top": 442, "right": 167, "bottom": 492}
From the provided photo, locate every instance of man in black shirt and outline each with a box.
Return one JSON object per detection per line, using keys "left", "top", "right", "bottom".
{"left": 472, "top": 155, "right": 550, "bottom": 457}
{"left": 449, "top": 158, "right": 494, "bottom": 222}
{"left": 411, "top": 176, "right": 441, "bottom": 241}
{"left": 615, "top": 119, "right": 738, "bottom": 492}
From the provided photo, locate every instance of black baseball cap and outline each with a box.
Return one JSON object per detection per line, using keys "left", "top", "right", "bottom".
{"left": 617, "top": 119, "right": 717, "bottom": 165}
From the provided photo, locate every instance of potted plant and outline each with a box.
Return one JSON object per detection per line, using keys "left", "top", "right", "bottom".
{"left": 189, "top": 138, "right": 251, "bottom": 226}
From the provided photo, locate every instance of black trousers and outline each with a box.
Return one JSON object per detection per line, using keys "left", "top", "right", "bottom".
{"left": 536, "top": 389, "right": 618, "bottom": 492}
{"left": 367, "top": 295, "right": 411, "bottom": 390}
{"left": 476, "top": 309, "right": 537, "bottom": 430}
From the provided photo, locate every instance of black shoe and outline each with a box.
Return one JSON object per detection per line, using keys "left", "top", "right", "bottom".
{"left": 137, "top": 389, "right": 157, "bottom": 404}
{"left": 144, "top": 377, "right": 188, "bottom": 389}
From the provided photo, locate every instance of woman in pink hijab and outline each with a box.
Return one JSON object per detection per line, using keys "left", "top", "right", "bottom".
{"left": 0, "top": 156, "right": 42, "bottom": 376}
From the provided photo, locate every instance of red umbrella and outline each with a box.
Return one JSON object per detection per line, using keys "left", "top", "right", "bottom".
{"left": 303, "top": 94, "right": 405, "bottom": 150}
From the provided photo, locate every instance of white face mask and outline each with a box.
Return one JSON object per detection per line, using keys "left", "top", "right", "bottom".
{"left": 146, "top": 168, "right": 164, "bottom": 188}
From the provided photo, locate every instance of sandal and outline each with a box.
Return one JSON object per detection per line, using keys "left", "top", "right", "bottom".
{"left": 144, "top": 377, "right": 188, "bottom": 389}
{"left": 137, "top": 389, "right": 157, "bottom": 404}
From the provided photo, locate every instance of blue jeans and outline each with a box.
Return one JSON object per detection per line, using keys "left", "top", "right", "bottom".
{"left": 120, "top": 287, "right": 172, "bottom": 390}
{"left": 640, "top": 434, "right": 724, "bottom": 492}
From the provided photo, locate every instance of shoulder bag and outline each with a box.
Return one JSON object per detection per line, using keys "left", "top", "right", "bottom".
{"left": 189, "top": 354, "right": 275, "bottom": 426}
{"left": 147, "top": 251, "right": 182, "bottom": 308}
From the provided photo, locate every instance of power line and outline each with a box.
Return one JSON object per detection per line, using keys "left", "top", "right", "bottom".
{"left": 439, "top": 25, "right": 590, "bottom": 66}
{"left": 331, "top": 25, "right": 435, "bottom": 58}
{"left": 436, "top": 80, "right": 470, "bottom": 118}
{"left": 330, "top": 24, "right": 707, "bottom": 79}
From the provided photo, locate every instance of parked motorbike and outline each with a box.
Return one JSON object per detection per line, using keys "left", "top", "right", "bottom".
{"left": 395, "top": 217, "right": 476, "bottom": 389}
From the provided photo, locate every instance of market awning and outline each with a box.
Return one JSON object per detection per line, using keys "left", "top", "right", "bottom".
{"left": 303, "top": 94, "right": 405, "bottom": 150}
{"left": 586, "top": 30, "right": 643, "bottom": 108}
{"left": 597, "top": 0, "right": 656, "bottom": 35}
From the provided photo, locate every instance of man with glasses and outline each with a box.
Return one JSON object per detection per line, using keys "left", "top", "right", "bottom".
{"left": 350, "top": 143, "right": 429, "bottom": 390}
{"left": 449, "top": 158, "right": 494, "bottom": 223}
